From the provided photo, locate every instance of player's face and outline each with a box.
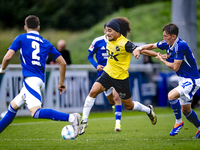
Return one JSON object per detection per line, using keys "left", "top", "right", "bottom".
{"left": 106, "top": 27, "right": 120, "bottom": 41}
{"left": 163, "top": 31, "right": 176, "bottom": 46}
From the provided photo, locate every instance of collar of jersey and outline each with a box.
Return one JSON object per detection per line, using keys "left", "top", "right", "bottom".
{"left": 28, "top": 31, "right": 40, "bottom": 35}
{"left": 169, "top": 37, "right": 179, "bottom": 51}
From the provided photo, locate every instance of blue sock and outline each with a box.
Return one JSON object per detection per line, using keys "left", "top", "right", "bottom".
{"left": 33, "top": 108, "right": 69, "bottom": 121}
{"left": 168, "top": 99, "right": 181, "bottom": 119}
{"left": 0, "top": 105, "right": 17, "bottom": 133}
{"left": 184, "top": 110, "right": 200, "bottom": 128}
{"left": 115, "top": 105, "right": 122, "bottom": 121}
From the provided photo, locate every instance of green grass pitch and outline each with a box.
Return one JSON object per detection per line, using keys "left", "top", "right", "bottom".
{"left": 0, "top": 107, "right": 200, "bottom": 150}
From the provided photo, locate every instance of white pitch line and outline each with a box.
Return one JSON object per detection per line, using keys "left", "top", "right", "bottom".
{"left": 10, "top": 113, "right": 173, "bottom": 126}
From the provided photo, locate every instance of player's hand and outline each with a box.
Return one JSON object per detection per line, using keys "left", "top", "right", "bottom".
{"left": 96, "top": 65, "right": 104, "bottom": 71}
{"left": 132, "top": 48, "right": 141, "bottom": 59}
{"left": 160, "top": 54, "right": 169, "bottom": 59}
{"left": 155, "top": 53, "right": 164, "bottom": 62}
{"left": 58, "top": 83, "right": 65, "bottom": 95}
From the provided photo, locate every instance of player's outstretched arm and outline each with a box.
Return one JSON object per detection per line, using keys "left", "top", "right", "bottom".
{"left": 0, "top": 49, "right": 15, "bottom": 74}
{"left": 55, "top": 55, "right": 67, "bottom": 94}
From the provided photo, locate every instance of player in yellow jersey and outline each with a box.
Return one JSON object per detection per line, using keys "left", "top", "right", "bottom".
{"left": 79, "top": 17, "right": 158, "bottom": 135}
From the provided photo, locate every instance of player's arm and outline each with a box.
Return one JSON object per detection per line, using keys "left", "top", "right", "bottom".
{"left": 88, "top": 50, "right": 104, "bottom": 71}
{"left": 0, "top": 49, "right": 15, "bottom": 74}
{"left": 55, "top": 55, "right": 66, "bottom": 94}
{"left": 156, "top": 53, "right": 182, "bottom": 71}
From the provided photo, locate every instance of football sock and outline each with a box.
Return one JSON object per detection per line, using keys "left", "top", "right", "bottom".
{"left": 0, "top": 105, "right": 17, "bottom": 133}
{"left": 184, "top": 109, "right": 200, "bottom": 128}
{"left": 68, "top": 114, "right": 75, "bottom": 122}
{"left": 168, "top": 99, "right": 182, "bottom": 123}
{"left": 132, "top": 101, "right": 150, "bottom": 114}
{"left": 82, "top": 96, "right": 95, "bottom": 122}
{"left": 115, "top": 105, "right": 122, "bottom": 124}
{"left": 33, "top": 108, "right": 69, "bottom": 121}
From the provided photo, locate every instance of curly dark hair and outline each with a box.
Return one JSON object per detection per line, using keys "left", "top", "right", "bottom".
{"left": 115, "top": 17, "right": 131, "bottom": 37}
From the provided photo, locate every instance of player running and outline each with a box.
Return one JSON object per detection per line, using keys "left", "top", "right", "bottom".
{"left": 136, "top": 23, "right": 200, "bottom": 138}
{"left": 0, "top": 15, "right": 80, "bottom": 137}
{"left": 79, "top": 17, "right": 157, "bottom": 135}
{"left": 87, "top": 23, "right": 122, "bottom": 132}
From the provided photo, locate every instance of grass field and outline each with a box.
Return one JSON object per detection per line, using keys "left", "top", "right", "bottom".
{"left": 0, "top": 107, "right": 200, "bottom": 150}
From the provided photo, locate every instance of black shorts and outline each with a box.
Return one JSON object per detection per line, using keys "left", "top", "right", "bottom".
{"left": 96, "top": 71, "right": 131, "bottom": 99}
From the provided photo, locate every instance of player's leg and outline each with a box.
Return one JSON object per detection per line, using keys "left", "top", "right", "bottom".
{"left": 181, "top": 103, "right": 200, "bottom": 138}
{"left": 106, "top": 87, "right": 122, "bottom": 132}
{"left": 79, "top": 81, "right": 105, "bottom": 135}
{"left": 168, "top": 88, "right": 184, "bottom": 136}
{"left": 121, "top": 98, "right": 157, "bottom": 125}
{"left": 0, "top": 90, "right": 25, "bottom": 133}
{"left": 25, "top": 77, "right": 81, "bottom": 137}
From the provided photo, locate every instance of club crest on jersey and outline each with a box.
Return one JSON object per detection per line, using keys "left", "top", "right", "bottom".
{"left": 116, "top": 46, "right": 120, "bottom": 51}
{"left": 89, "top": 45, "right": 94, "bottom": 51}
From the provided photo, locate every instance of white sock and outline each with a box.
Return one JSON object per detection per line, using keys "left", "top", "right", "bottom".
{"left": 176, "top": 118, "right": 183, "bottom": 124}
{"left": 132, "top": 101, "right": 150, "bottom": 114}
{"left": 82, "top": 95, "right": 95, "bottom": 122}
{"left": 116, "top": 119, "right": 120, "bottom": 125}
{"left": 68, "top": 114, "right": 75, "bottom": 122}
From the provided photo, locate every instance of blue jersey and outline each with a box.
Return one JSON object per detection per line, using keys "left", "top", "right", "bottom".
{"left": 8, "top": 31, "right": 61, "bottom": 81}
{"left": 88, "top": 35, "right": 107, "bottom": 77}
{"left": 157, "top": 38, "right": 200, "bottom": 79}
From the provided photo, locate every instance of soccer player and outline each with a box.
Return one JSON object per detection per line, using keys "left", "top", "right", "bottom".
{"left": 0, "top": 15, "right": 80, "bottom": 137}
{"left": 137, "top": 23, "right": 200, "bottom": 138}
{"left": 87, "top": 23, "right": 122, "bottom": 132}
{"left": 79, "top": 17, "right": 157, "bottom": 135}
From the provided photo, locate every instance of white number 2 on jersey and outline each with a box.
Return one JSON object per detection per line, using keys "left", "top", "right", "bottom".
{"left": 31, "top": 41, "right": 41, "bottom": 66}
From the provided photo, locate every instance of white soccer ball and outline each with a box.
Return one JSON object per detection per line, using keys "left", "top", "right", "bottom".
{"left": 61, "top": 125, "right": 75, "bottom": 140}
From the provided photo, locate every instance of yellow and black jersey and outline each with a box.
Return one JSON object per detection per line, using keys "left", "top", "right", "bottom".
{"left": 103, "top": 35, "right": 138, "bottom": 80}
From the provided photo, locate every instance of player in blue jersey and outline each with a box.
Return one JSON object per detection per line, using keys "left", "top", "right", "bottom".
{"left": 136, "top": 23, "right": 200, "bottom": 138}
{"left": 86, "top": 23, "right": 122, "bottom": 132}
{"left": 0, "top": 15, "right": 81, "bottom": 137}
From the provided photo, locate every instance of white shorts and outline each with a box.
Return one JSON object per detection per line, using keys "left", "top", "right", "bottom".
{"left": 13, "top": 77, "right": 44, "bottom": 109}
{"left": 104, "top": 87, "right": 113, "bottom": 97}
{"left": 175, "top": 77, "right": 200, "bottom": 105}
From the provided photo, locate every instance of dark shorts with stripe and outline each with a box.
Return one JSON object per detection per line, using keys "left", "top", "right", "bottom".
{"left": 96, "top": 71, "right": 131, "bottom": 99}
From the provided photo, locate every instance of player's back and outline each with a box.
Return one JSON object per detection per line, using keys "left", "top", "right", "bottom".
{"left": 9, "top": 31, "right": 60, "bottom": 81}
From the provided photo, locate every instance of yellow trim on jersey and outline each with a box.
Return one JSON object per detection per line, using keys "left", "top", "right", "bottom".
{"left": 103, "top": 35, "right": 131, "bottom": 80}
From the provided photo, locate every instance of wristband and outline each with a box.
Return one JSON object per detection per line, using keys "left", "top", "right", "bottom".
{"left": 139, "top": 47, "right": 142, "bottom": 50}
{"left": 0, "top": 68, "right": 5, "bottom": 73}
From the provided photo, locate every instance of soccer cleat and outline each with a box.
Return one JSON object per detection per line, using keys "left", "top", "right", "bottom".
{"left": 115, "top": 124, "right": 121, "bottom": 132}
{"left": 69, "top": 113, "right": 81, "bottom": 138}
{"left": 169, "top": 122, "right": 184, "bottom": 136}
{"left": 79, "top": 120, "right": 88, "bottom": 135}
{"left": 147, "top": 105, "right": 157, "bottom": 125}
{"left": 193, "top": 130, "right": 200, "bottom": 138}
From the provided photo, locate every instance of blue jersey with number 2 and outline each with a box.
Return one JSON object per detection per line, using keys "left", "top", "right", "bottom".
{"left": 8, "top": 31, "right": 61, "bottom": 81}
{"left": 157, "top": 38, "right": 200, "bottom": 79}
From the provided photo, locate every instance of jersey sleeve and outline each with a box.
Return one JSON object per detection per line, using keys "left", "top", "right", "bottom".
{"left": 156, "top": 40, "right": 168, "bottom": 50}
{"left": 49, "top": 46, "right": 61, "bottom": 61}
{"left": 8, "top": 35, "right": 21, "bottom": 52}
{"left": 125, "top": 41, "right": 138, "bottom": 53}
{"left": 88, "top": 50, "right": 98, "bottom": 68}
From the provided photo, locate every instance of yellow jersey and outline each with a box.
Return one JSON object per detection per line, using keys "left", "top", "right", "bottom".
{"left": 104, "top": 35, "right": 132, "bottom": 80}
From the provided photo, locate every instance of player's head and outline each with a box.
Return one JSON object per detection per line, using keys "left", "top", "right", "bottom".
{"left": 163, "top": 23, "right": 179, "bottom": 36}
{"left": 106, "top": 17, "right": 131, "bottom": 41}
{"left": 162, "top": 23, "right": 179, "bottom": 46}
{"left": 24, "top": 15, "right": 40, "bottom": 31}
{"left": 57, "top": 39, "right": 66, "bottom": 52}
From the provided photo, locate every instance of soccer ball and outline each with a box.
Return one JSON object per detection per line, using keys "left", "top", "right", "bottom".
{"left": 61, "top": 125, "right": 75, "bottom": 140}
